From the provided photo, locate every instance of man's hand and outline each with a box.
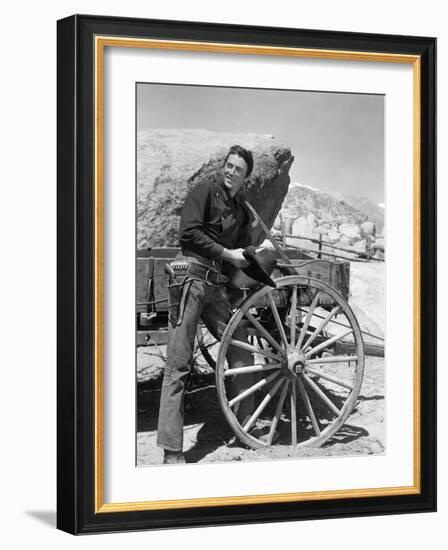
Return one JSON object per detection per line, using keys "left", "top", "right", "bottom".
{"left": 220, "top": 248, "right": 250, "bottom": 268}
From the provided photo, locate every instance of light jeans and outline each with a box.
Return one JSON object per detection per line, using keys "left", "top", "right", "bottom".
{"left": 157, "top": 278, "right": 253, "bottom": 452}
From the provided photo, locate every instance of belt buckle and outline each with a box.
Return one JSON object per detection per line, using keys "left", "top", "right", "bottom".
{"left": 204, "top": 268, "right": 212, "bottom": 284}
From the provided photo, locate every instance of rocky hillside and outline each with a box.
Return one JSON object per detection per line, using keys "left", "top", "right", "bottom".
{"left": 273, "top": 183, "right": 384, "bottom": 256}
{"left": 137, "top": 130, "right": 294, "bottom": 248}
{"left": 279, "top": 184, "right": 383, "bottom": 229}
{"left": 325, "top": 189, "right": 385, "bottom": 232}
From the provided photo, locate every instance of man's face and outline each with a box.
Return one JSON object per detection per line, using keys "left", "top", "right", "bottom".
{"left": 223, "top": 153, "right": 248, "bottom": 196}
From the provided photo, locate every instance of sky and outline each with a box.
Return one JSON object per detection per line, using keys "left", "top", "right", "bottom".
{"left": 137, "top": 83, "right": 384, "bottom": 204}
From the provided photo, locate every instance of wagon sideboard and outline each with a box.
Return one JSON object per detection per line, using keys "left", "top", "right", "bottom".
{"left": 136, "top": 247, "right": 350, "bottom": 346}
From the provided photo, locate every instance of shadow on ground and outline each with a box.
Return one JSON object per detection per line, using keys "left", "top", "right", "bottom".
{"left": 323, "top": 424, "right": 369, "bottom": 446}
{"left": 138, "top": 379, "right": 372, "bottom": 464}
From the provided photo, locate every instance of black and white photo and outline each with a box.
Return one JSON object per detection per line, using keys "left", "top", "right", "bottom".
{"left": 136, "top": 83, "right": 385, "bottom": 466}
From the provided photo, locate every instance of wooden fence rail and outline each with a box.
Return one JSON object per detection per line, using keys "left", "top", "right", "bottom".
{"left": 278, "top": 224, "right": 384, "bottom": 263}
{"left": 278, "top": 242, "right": 369, "bottom": 262}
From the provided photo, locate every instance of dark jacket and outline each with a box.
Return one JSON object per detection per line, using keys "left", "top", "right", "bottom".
{"left": 179, "top": 175, "right": 253, "bottom": 260}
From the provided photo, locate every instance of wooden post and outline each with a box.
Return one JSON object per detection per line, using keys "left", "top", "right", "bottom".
{"left": 366, "top": 235, "right": 372, "bottom": 262}
{"left": 318, "top": 233, "right": 322, "bottom": 259}
{"left": 244, "top": 201, "right": 294, "bottom": 266}
{"left": 280, "top": 215, "right": 286, "bottom": 249}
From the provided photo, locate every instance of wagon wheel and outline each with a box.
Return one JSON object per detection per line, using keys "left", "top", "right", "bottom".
{"left": 215, "top": 275, "right": 365, "bottom": 449}
{"left": 196, "top": 325, "right": 218, "bottom": 370}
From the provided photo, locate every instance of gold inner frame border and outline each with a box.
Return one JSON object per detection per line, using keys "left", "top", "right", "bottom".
{"left": 94, "top": 35, "right": 421, "bottom": 513}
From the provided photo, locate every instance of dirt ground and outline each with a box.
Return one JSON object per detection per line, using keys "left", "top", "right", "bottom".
{"left": 137, "top": 262, "right": 385, "bottom": 466}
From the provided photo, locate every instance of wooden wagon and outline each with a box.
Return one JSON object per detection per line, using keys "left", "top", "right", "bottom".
{"left": 136, "top": 243, "right": 376, "bottom": 450}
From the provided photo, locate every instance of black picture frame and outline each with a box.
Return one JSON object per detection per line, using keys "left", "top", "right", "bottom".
{"left": 57, "top": 14, "right": 436, "bottom": 535}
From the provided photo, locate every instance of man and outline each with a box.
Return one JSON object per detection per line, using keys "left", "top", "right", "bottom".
{"left": 157, "top": 145, "right": 255, "bottom": 464}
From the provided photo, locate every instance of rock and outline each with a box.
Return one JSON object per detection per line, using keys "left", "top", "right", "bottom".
{"left": 280, "top": 209, "right": 297, "bottom": 220}
{"left": 327, "top": 229, "right": 340, "bottom": 243}
{"left": 311, "top": 228, "right": 324, "bottom": 239}
{"left": 137, "top": 347, "right": 166, "bottom": 384}
{"left": 283, "top": 204, "right": 302, "bottom": 216}
{"left": 372, "top": 238, "right": 385, "bottom": 252}
{"left": 279, "top": 209, "right": 297, "bottom": 232}
{"left": 291, "top": 216, "right": 313, "bottom": 238}
{"left": 314, "top": 225, "right": 328, "bottom": 235}
{"left": 360, "top": 221, "right": 377, "bottom": 236}
{"left": 307, "top": 212, "right": 318, "bottom": 228}
{"left": 137, "top": 130, "right": 294, "bottom": 248}
{"left": 325, "top": 214, "right": 336, "bottom": 224}
{"left": 277, "top": 209, "right": 297, "bottom": 235}
{"left": 353, "top": 239, "right": 367, "bottom": 251}
{"left": 338, "top": 235, "right": 351, "bottom": 246}
{"left": 339, "top": 223, "right": 361, "bottom": 240}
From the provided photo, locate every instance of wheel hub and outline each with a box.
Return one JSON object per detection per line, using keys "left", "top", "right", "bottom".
{"left": 286, "top": 350, "right": 306, "bottom": 375}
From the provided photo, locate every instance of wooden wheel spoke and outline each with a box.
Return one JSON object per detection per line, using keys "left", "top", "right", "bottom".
{"left": 229, "top": 339, "right": 281, "bottom": 362}
{"left": 267, "top": 294, "right": 289, "bottom": 350}
{"left": 224, "top": 362, "right": 282, "bottom": 377}
{"left": 296, "top": 377, "right": 320, "bottom": 436}
{"left": 290, "top": 285, "right": 298, "bottom": 347}
{"left": 302, "top": 372, "right": 340, "bottom": 416}
{"left": 296, "top": 291, "right": 320, "bottom": 350}
{"left": 302, "top": 305, "right": 341, "bottom": 351}
{"left": 290, "top": 377, "right": 298, "bottom": 445}
{"left": 244, "top": 311, "right": 286, "bottom": 356}
{"left": 228, "top": 371, "right": 281, "bottom": 408}
{"left": 307, "top": 355, "right": 358, "bottom": 364}
{"left": 305, "top": 328, "right": 353, "bottom": 358}
{"left": 243, "top": 376, "right": 285, "bottom": 432}
{"left": 299, "top": 308, "right": 365, "bottom": 335}
{"left": 306, "top": 366, "right": 353, "bottom": 391}
{"left": 267, "top": 379, "right": 290, "bottom": 445}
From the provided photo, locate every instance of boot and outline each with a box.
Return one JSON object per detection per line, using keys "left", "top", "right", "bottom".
{"left": 163, "top": 450, "right": 186, "bottom": 465}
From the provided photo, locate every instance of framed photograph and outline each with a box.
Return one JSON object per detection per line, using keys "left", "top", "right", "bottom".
{"left": 57, "top": 14, "right": 436, "bottom": 534}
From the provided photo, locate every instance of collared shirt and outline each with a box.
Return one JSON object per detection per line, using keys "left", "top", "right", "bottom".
{"left": 179, "top": 175, "right": 253, "bottom": 260}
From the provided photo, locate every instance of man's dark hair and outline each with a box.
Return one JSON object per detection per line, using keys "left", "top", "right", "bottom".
{"left": 224, "top": 145, "right": 254, "bottom": 177}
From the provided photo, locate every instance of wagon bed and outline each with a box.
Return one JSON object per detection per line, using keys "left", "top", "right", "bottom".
{"left": 136, "top": 247, "right": 350, "bottom": 344}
